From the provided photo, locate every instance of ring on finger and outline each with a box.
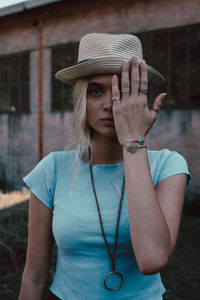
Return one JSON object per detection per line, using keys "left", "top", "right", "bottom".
{"left": 121, "top": 90, "right": 130, "bottom": 94}
{"left": 112, "top": 96, "right": 121, "bottom": 101}
{"left": 139, "top": 89, "right": 148, "bottom": 95}
{"left": 152, "top": 107, "right": 160, "bottom": 113}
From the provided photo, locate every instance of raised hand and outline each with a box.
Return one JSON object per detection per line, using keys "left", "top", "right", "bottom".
{"left": 111, "top": 56, "right": 166, "bottom": 144}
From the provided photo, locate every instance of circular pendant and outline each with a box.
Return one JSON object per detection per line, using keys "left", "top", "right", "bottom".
{"left": 104, "top": 271, "right": 123, "bottom": 291}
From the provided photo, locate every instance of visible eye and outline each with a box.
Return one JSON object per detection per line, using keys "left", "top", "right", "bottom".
{"left": 88, "top": 88, "right": 103, "bottom": 97}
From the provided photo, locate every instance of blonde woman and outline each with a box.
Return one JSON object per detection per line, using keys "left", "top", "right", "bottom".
{"left": 19, "top": 33, "right": 191, "bottom": 300}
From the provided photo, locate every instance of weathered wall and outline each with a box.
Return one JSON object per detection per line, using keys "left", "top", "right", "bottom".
{"left": 1, "top": 0, "right": 200, "bottom": 55}
{"left": 0, "top": 0, "right": 199, "bottom": 191}
{"left": 148, "top": 110, "right": 200, "bottom": 192}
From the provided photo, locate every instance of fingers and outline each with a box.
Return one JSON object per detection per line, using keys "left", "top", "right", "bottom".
{"left": 139, "top": 61, "right": 148, "bottom": 94}
{"left": 150, "top": 93, "right": 167, "bottom": 117}
{"left": 121, "top": 57, "right": 147, "bottom": 99}
{"left": 117, "top": 57, "right": 149, "bottom": 104}
{"left": 112, "top": 74, "right": 120, "bottom": 103}
{"left": 130, "top": 57, "right": 140, "bottom": 96}
{"left": 121, "top": 61, "right": 130, "bottom": 100}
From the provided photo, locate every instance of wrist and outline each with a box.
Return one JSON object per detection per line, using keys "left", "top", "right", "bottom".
{"left": 121, "top": 139, "right": 147, "bottom": 153}
{"left": 121, "top": 138, "right": 145, "bottom": 146}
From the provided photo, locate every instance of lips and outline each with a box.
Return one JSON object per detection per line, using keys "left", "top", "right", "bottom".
{"left": 101, "top": 118, "right": 114, "bottom": 121}
{"left": 101, "top": 118, "right": 115, "bottom": 126}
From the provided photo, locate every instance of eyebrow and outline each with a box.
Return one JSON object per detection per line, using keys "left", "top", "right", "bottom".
{"left": 88, "top": 82, "right": 102, "bottom": 86}
{"left": 88, "top": 78, "right": 121, "bottom": 88}
{"left": 88, "top": 82, "right": 106, "bottom": 88}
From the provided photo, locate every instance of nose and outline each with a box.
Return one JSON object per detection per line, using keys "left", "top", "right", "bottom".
{"left": 102, "top": 91, "right": 113, "bottom": 110}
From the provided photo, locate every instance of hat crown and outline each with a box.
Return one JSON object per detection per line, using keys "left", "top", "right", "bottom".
{"left": 78, "top": 33, "right": 143, "bottom": 62}
{"left": 55, "top": 32, "right": 165, "bottom": 85}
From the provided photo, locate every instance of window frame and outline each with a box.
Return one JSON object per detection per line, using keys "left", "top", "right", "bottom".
{"left": 0, "top": 51, "right": 30, "bottom": 114}
{"left": 135, "top": 23, "right": 200, "bottom": 110}
{"left": 51, "top": 42, "right": 79, "bottom": 112}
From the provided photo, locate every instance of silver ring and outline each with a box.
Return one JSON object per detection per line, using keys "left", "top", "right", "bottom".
{"left": 139, "top": 89, "right": 148, "bottom": 95}
{"left": 112, "top": 96, "right": 120, "bottom": 101}
{"left": 152, "top": 107, "right": 160, "bottom": 113}
{"left": 121, "top": 90, "right": 130, "bottom": 94}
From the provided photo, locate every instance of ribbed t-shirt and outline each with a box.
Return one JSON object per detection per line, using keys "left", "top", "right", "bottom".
{"left": 23, "top": 149, "right": 191, "bottom": 300}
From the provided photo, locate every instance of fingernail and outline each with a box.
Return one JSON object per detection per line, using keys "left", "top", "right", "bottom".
{"left": 160, "top": 93, "right": 167, "bottom": 103}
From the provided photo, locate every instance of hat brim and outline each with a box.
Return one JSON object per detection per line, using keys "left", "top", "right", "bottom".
{"left": 55, "top": 57, "right": 165, "bottom": 85}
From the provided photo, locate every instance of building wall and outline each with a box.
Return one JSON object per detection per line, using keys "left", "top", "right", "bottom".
{"left": 0, "top": 0, "right": 199, "bottom": 191}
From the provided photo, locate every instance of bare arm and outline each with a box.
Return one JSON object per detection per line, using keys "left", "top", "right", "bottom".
{"left": 123, "top": 147, "right": 187, "bottom": 275}
{"left": 19, "top": 192, "right": 54, "bottom": 300}
{"left": 112, "top": 57, "right": 187, "bottom": 275}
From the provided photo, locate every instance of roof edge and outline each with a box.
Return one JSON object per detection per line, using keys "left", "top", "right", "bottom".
{"left": 0, "top": 0, "right": 62, "bottom": 18}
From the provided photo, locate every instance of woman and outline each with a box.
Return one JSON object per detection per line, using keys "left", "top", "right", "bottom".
{"left": 19, "top": 33, "right": 191, "bottom": 300}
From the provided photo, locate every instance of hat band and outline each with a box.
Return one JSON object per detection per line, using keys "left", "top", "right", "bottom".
{"left": 78, "top": 59, "right": 91, "bottom": 64}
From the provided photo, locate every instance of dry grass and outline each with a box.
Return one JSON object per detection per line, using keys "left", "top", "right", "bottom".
{"left": 0, "top": 191, "right": 200, "bottom": 299}
{"left": 0, "top": 196, "right": 29, "bottom": 300}
{"left": 0, "top": 188, "right": 30, "bottom": 209}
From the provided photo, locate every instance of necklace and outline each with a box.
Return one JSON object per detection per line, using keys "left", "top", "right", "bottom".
{"left": 89, "top": 164, "right": 125, "bottom": 291}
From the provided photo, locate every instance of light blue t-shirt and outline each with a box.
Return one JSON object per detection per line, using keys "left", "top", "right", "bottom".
{"left": 23, "top": 149, "right": 191, "bottom": 300}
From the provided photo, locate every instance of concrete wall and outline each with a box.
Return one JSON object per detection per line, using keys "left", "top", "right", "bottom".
{"left": 0, "top": 0, "right": 199, "bottom": 191}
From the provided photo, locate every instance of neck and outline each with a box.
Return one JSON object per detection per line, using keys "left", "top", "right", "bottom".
{"left": 90, "top": 135, "right": 123, "bottom": 165}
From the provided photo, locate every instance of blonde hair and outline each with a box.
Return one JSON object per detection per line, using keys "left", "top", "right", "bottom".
{"left": 72, "top": 77, "right": 92, "bottom": 163}
{"left": 70, "top": 76, "right": 123, "bottom": 196}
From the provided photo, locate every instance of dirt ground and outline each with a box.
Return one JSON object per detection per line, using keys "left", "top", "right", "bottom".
{"left": 0, "top": 191, "right": 200, "bottom": 300}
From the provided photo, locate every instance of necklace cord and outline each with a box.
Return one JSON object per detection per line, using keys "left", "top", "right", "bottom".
{"left": 89, "top": 164, "right": 125, "bottom": 271}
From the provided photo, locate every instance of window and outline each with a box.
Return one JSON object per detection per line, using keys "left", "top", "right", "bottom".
{"left": 0, "top": 52, "right": 30, "bottom": 113}
{"left": 51, "top": 42, "right": 79, "bottom": 112}
{"left": 136, "top": 24, "right": 200, "bottom": 109}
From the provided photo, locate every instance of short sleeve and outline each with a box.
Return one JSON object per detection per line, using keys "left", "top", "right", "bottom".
{"left": 157, "top": 150, "right": 191, "bottom": 190}
{"left": 23, "top": 152, "right": 56, "bottom": 210}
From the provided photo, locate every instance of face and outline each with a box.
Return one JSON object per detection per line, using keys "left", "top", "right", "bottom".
{"left": 86, "top": 74, "right": 119, "bottom": 138}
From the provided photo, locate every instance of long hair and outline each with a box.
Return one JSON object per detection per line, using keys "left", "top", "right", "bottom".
{"left": 70, "top": 77, "right": 123, "bottom": 196}
{"left": 72, "top": 77, "right": 92, "bottom": 163}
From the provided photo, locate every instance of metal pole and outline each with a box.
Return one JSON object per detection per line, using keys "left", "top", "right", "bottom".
{"left": 38, "top": 18, "right": 43, "bottom": 161}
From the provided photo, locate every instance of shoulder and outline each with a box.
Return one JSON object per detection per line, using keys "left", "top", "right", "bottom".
{"left": 148, "top": 149, "right": 187, "bottom": 166}
{"left": 51, "top": 149, "right": 78, "bottom": 168}
{"left": 147, "top": 148, "right": 172, "bottom": 158}
{"left": 147, "top": 149, "right": 191, "bottom": 188}
{"left": 147, "top": 148, "right": 184, "bottom": 163}
{"left": 52, "top": 149, "right": 77, "bottom": 159}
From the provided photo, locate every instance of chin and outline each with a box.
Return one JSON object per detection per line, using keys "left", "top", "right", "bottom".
{"left": 91, "top": 125, "right": 117, "bottom": 138}
{"left": 102, "top": 129, "right": 117, "bottom": 137}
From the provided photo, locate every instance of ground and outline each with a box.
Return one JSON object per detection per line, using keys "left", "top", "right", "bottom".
{"left": 0, "top": 191, "right": 199, "bottom": 299}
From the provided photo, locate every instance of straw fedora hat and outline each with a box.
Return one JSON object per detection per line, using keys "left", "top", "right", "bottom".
{"left": 55, "top": 33, "right": 165, "bottom": 85}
